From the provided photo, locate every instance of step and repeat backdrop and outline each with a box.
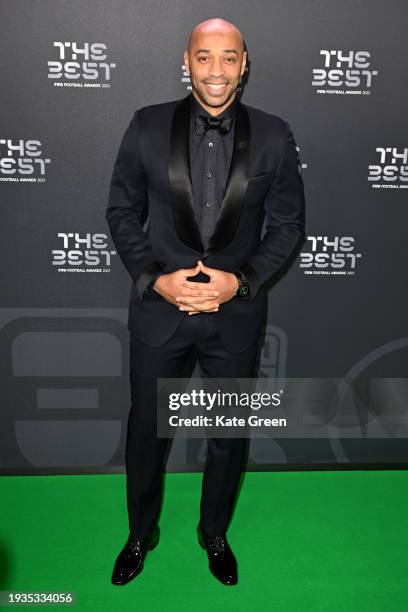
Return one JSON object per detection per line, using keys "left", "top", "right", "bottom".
{"left": 1, "top": 1, "right": 407, "bottom": 474}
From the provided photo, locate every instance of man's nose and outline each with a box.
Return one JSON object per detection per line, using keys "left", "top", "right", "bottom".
{"left": 208, "top": 57, "right": 224, "bottom": 77}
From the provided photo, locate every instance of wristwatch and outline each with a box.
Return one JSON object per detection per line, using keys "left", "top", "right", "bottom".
{"left": 233, "top": 270, "right": 250, "bottom": 298}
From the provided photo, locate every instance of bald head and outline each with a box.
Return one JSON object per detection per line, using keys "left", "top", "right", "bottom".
{"left": 184, "top": 18, "right": 247, "bottom": 116}
{"left": 187, "top": 18, "right": 244, "bottom": 54}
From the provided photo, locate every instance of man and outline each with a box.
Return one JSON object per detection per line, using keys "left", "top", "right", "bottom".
{"left": 106, "top": 17, "right": 305, "bottom": 586}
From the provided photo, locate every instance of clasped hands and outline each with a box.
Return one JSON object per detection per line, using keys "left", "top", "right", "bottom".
{"left": 153, "top": 260, "right": 239, "bottom": 315}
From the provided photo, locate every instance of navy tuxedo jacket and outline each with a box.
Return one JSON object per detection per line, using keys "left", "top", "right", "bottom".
{"left": 106, "top": 93, "right": 306, "bottom": 353}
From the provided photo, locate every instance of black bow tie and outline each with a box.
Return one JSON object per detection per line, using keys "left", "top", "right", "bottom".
{"left": 195, "top": 114, "right": 233, "bottom": 136}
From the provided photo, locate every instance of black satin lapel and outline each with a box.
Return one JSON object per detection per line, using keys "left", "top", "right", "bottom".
{"left": 168, "top": 95, "right": 204, "bottom": 253}
{"left": 204, "top": 101, "right": 250, "bottom": 257}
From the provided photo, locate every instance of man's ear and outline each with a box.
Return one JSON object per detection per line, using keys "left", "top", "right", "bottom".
{"left": 183, "top": 50, "right": 190, "bottom": 75}
{"left": 240, "top": 51, "right": 247, "bottom": 76}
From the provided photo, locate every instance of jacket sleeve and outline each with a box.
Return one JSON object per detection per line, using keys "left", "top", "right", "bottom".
{"left": 238, "top": 121, "right": 306, "bottom": 303}
{"left": 105, "top": 110, "right": 164, "bottom": 299}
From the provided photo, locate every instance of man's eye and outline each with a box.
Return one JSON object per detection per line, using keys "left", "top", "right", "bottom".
{"left": 226, "top": 57, "right": 236, "bottom": 62}
{"left": 198, "top": 57, "right": 208, "bottom": 62}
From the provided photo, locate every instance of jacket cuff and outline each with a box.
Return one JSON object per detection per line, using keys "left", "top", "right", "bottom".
{"left": 136, "top": 261, "right": 164, "bottom": 300}
{"left": 143, "top": 271, "right": 165, "bottom": 299}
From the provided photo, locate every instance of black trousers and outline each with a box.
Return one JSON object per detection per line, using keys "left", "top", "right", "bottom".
{"left": 126, "top": 312, "right": 260, "bottom": 539}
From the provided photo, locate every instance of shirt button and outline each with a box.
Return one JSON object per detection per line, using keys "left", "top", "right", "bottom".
{"left": 206, "top": 171, "right": 212, "bottom": 178}
{"left": 208, "top": 142, "right": 214, "bottom": 148}
{"left": 206, "top": 202, "right": 212, "bottom": 208}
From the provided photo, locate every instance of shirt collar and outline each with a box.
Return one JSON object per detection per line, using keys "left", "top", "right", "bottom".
{"left": 189, "top": 92, "right": 237, "bottom": 121}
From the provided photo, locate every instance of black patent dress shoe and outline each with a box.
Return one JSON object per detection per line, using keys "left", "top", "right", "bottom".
{"left": 197, "top": 525, "right": 238, "bottom": 586}
{"left": 111, "top": 525, "right": 160, "bottom": 585}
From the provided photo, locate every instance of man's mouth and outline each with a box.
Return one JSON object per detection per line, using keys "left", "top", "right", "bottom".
{"left": 204, "top": 82, "right": 228, "bottom": 94}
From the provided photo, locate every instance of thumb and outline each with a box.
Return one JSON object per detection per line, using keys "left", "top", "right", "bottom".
{"left": 197, "top": 259, "right": 211, "bottom": 273}
{"left": 183, "top": 263, "right": 200, "bottom": 275}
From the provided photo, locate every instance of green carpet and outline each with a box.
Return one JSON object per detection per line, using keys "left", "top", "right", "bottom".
{"left": 1, "top": 471, "right": 407, "bottom": 611}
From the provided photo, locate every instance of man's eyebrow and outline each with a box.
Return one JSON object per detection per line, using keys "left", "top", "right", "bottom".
{"left": 195, "top": 48, "right": 239, "bottom": 55}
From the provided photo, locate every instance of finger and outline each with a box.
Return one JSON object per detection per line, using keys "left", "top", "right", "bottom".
{"left": 191, "top": 305, "right": 219, "bottom": 313}
{"left": 184, "top": 304, "right": 219, "bottom": 314}
{"left": 197, "top": 260, "right": 213, "bottom": 274}
{"left": 179, "top": 304, "right": 219, "bottom": 312}
{"left": 196, "top": 306, "right": 219, "bottom": 313}
{"left": 181, "top": 265, "right": 200, "bottom": 278}
{"left": 176, "top": 295, "right": 217, "bottom": 304}
{"left": 179, "top": 280, "right": 219, "bottom": 293}
{"left": 187, "top": 308, "right": 218, "bottom": 315}
{"left": 176, "top": 289, "right": 219, "bottom": 298}
{"left": 178, "top": 279, "right": 217, "bottom": 289}
{"left": 179, "top": 302, "right": 219, "bottom": 312}
{"left": 179, "top": 301, "right": 219, "bottom": 311}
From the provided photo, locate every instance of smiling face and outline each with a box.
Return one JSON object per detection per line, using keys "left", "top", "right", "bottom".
{"left": 184, "top": 19, "right": 247, "bottom": 116}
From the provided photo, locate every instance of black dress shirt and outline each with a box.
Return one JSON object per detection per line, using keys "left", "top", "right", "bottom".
{"left": 189, "top": 93, "right": 236, "bottom": 248}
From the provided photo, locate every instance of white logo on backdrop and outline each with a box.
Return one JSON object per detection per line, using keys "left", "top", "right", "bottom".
{"left": 368, "top": 147, "right": 408, "bottom": 188}
{"left": 48, "top": 42, "right": 116, "bottom": 88}
{"left": 300, "top": 236, "right": 362, "bottom": 275}
{"left": 52, "top": 233, "right": 116, "bottom": 272}
{"left": 0, "top": 139, "right": 51, "bottom": 182}
{"left": 312, "top": 50, "right": 378, "bottom": 95}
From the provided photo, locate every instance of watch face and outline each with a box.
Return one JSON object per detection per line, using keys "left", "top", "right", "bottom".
{"left": 239, "top": 283, "right": 249, "bottom": 296}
